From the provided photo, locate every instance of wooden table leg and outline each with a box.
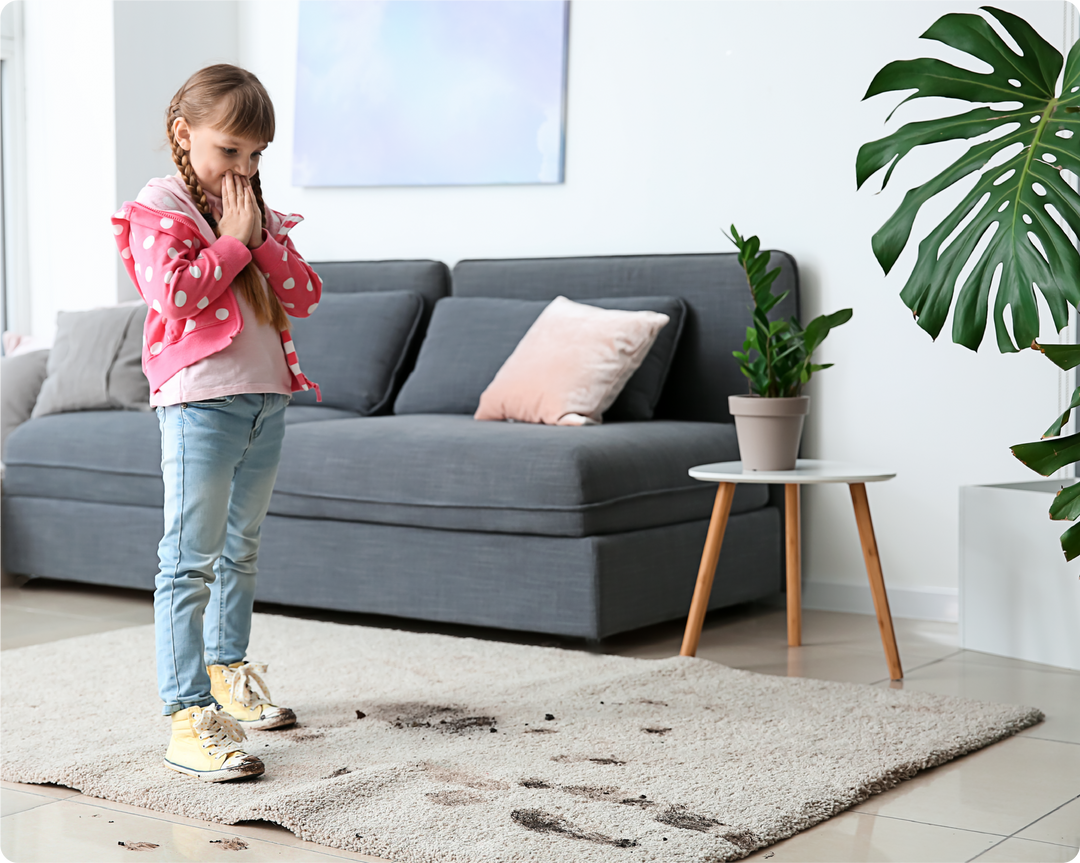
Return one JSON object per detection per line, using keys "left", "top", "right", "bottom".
{"left": 786, "top": 484, "right": 801, "bottom": 647}
{"left": 849, "top": 482, "right": 904, "bottom": 680}
{"left": 680, "top": 482, "right": 736, "bottom": 657}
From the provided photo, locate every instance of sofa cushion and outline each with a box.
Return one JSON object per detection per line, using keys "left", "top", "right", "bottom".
{"left": 288, "top": 291, "right": 423, "bottom": 414}
{"left": 4, "top": 411, "right": 164, "bottom": 507}
{"left": 32, "top": 304, "right": 150, "bottom": 419}
{"left": 270, "top": 414, "right": 766, "bottom": 537}
{"left": 393, "top": 296, "right": 686, "bottom": 421}
{"left": 2, "top": 406, "right": 358, "bottom": 506}
{"left": 3, "top": 412, "right": 767, "bottom": 538}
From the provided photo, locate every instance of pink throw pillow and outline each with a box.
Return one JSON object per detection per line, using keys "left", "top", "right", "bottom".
{"left": 474, "top": 296, "right": 670, "bottom": 426}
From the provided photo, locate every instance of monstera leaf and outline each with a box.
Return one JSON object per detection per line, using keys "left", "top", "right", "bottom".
{"left": 857, "top": 5, "right": 1080, "bottom": 353}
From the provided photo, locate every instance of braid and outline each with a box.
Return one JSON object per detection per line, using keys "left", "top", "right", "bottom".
{"left": 248, "top": 171, "right": 289, "bottom": 333}
{"left": 249, "top": 171, "right": 267, "bottom": 232}
{"left": 167, "top": 108, "right": 218, "bottom": 233}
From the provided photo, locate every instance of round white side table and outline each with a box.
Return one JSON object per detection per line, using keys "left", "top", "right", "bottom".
{"left": 681, "top": 459, "right": 903, "bottom": 681}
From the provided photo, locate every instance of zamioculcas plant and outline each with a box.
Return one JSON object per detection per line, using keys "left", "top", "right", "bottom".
{"left": 728, "top": 226, "right": 852, "bottom": 397}
{"left": 856, "top": 6, "right": 1080, "bottom": 558}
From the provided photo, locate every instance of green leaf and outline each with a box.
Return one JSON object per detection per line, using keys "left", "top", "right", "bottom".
{"left": 1059, "top": 520, "right": 1080, "bottom": 561}
{"left": 803, "top": 308, "right": 854, "bottom": 356}
{"left": 858, "top": 6, "right": 1080, "bottom": 353}
{"left": 1011, "top": 432, "right": 1080, "bottom": 476}
{"left": 1043, "top": 385, "right": 1080, "bottom": 438}
{"left": 1048, "top": 481, "right": 1080, "bottom": 521}
{"left": 1032, "top": 342, "right": 1080, "bottom": 371}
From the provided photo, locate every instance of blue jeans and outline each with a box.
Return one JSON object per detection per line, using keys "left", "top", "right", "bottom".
{"left": 154, "top": 393, "right": 289, "bottom": 716}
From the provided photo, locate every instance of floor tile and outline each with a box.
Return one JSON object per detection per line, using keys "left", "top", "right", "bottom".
{"left": 1, "top": 582, "right": 153, "bottom": 622}
{"left": 1, "top": 788, "right": 60, "bottom": 818}
{"left": 881, "top": 652, "right": 1080, "bottom": 744}
{"left": 852, "top": 736, "right": 1080, "bottom": 836}
{"left": 762, "top": 811, "right": 1002, "bottom": 861}
{"left": 64, "top": 795, "right": 391, "bottom": 862}
{"left": 0, "top": 606, "right": 142, "bottom": 651}
{"left": 1017, "top": 796, "right": 1080, "bottom": 848}
{"left": 0, "top": 798, "right": 389, "bottom": 862}
{"left": 970, "top": 837, "right": 1080, "bottom": 862}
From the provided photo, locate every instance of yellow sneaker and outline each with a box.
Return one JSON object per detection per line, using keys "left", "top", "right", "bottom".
{"left": 207, "top": 661, "right": 296, "bottom": 731}
{"left": 164, "top": 704, "right": 264, "bottom": 782}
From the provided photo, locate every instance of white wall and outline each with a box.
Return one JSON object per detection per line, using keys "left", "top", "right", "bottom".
{"left": 18, "top": 0, "right": 1077, "bottom": 615}
{"left": 22, "top": 0, "right": 116, "bottom": 340}
{"left": 113, "top": 0, "right": 239, "bottom": 300}
{"left": 235, "top": 0, "right": 1076, "bottom": 614}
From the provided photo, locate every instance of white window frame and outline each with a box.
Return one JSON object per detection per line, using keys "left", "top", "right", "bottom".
{"left": 1, "top": 0, "right": 30, "bottom": 339}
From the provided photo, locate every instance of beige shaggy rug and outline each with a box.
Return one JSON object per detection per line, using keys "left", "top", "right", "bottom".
{"left": 1, "top": 613, "right": 1042, "bottom": 862}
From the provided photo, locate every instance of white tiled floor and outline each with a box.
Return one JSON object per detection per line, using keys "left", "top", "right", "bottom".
{"left": 1, "top": 577, "right": 1078, "bottom": 863}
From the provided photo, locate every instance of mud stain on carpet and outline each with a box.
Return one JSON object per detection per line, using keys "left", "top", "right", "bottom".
{"left": 511, "top": 809, "right": 638, "bottom": 848}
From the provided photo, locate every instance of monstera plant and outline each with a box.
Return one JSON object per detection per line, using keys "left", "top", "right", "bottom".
{"left": 857, "top": 5, "right": 1080, "bottom": 558}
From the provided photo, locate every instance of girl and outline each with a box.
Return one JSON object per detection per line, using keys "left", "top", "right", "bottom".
{"left": 111, "top": 64, "right": 322, "bottom": 782}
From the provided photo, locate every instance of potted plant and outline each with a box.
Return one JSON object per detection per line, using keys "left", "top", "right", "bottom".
{"left": 727, "top": 226, "right": 853, "bottom": 470}
{"left": 856, "top": 6, "right": 1080, "bottom": 558}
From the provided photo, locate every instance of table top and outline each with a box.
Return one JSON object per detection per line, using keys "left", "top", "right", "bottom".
{"left": 689, "top": 459, "right": 896, "bottom": 484}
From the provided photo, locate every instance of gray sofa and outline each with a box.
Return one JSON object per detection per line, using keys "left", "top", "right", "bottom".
{"left": 2, "top": 252, "right": 798, "bottom": 641}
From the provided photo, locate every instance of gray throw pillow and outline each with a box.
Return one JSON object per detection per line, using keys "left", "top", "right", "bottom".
{"left": 1, "top": 349, "right": 50, "bottom": 460}
{"left": 31, "top": 304, "right": 151, "bottom": 419}
{"left": 288, "top": 291, "right": 424, "bottom": 415}
{"left": 393, "top": 296, "right": 686, "bottom": 421}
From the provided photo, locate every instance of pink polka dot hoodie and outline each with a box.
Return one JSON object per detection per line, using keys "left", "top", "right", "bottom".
{"left": 111, "top": 176, "right": 322, "bottom": 401}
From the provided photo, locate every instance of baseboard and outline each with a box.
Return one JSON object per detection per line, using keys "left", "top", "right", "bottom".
{"left": 794, "top": 581, "right": 959, "bottom": 623}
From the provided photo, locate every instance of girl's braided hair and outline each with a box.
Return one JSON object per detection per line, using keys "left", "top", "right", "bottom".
{"left": 166, "top": 65, "right": 288, "bottom": 333}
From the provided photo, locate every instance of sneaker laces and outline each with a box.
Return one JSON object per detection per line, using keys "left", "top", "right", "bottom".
{"left": 193, "top": 705, "right": 247, "bottom": 749}
{"left": 222, "top": 662, "right": 272, "bottom": 709}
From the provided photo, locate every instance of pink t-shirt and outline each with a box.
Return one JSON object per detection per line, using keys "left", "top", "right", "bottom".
{"left": 150, "top": 186, "right": 292, "bottom": 407}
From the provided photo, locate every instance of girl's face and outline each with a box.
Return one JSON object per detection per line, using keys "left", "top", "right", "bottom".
{"left": 172, "top": 116, "right": 267, "bottom": 198}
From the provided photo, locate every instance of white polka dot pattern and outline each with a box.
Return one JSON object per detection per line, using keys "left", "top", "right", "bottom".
{"left": 282, "top": 250, "right": 288, "bottom": 262}
{"left": 174, "top": 291, "right": 187, "bottom": 307}
{"left": 283, "top": 302, "right": 295, "bottom": 309}
{"left": 306, "top": 280, "right": 313, "bottom": 291}
{"left": 197, "top": 297, "right": 210, "bottom": 310}
{"left": 152, "top": 300, "right": 162, "bottom": 313}
{"left": 283, "top": 278, "right": 295, "bottom": 290}
{"left": 135, "top": 263, "right": 141, "bottom": 274}
{"left": 142, "top": 235, "right": 155, "bottom": 249}
{"left": 308, "top": 303, "right": 319, "bottom": 314}
{"left": 150, "top": 342, "right": 163, "bottom": 355}
{"left": 189, "top": 265, "right": 202, "bottom": 278}
{"left": 184, "top": 319, "right": 197, "bottom": 334}
{"left": 113, "top": 224, "right": 123, "bottom": 236}
{"left": 216, "top": 308, "right": 229, "bottom": 320}
{"left": 167, "top": 248, "right": 178, "bottom": 260}
{"left": 144, "top": 267, "right": 154, "bottom": 282}
{"left": 159, "top": 217, "right": 174, "bottom": 229}
{"left": 214, "top": 266, "right": 222, "bottom": 280}
{"left": 164, "top": 271, "right": 173, "bottom": 285}
{"left": 183, "top": 240, "right": 193, "bottom": 248}
{"left": 122, "top": 248, "right": 131, "bottom": 259}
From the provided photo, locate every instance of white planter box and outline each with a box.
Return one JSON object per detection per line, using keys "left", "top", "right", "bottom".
{"left": 960, "top": 480, "right": 1080, "bottom": 671}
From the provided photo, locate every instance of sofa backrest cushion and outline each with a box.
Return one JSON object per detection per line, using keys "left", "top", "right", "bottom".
{"left": 289, "top": 291, "right": 424, "bottom": 415}
{"left": 393, "top": 295, "right": 685, "bottom": 420}
{"left": 309, "top": 260, "right": 449, "bottom": 316}
{"left": 304, "top": 259, "right": 451, "bottom": 412}
{"left": 31, "top": 303, "right": 151, "bottom": 420}
{"left": 451, "top": 253, "right": 799, "bottom": 423}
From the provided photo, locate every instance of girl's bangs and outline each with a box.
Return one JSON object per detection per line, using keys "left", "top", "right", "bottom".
{"left": 216, "top": 87, "right": 275, "bottom": 144}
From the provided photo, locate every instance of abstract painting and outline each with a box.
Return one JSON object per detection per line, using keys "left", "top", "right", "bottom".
{"left": 294, "top": 0, "right": 569, "bottom": 187}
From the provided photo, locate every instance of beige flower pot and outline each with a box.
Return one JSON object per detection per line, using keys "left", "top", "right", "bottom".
{"left": 728, "top": 395, "right": 810, "bottom": 471}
